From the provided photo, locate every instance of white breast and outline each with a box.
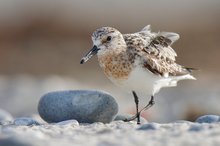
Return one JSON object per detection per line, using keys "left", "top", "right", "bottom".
{"left": 109, "top": 65, "right": 160, "bottom": 95}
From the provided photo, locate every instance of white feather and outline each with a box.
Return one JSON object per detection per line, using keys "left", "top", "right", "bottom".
{"left": 109, "top": 63, "right": 196, "bottom": 96}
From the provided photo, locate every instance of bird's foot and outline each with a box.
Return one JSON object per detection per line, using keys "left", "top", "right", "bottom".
{"left": 123, "top": 113, "right": 141, "bottom": 124}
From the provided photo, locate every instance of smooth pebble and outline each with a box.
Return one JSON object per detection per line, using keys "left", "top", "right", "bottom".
{"left": 195, "top": 115, "right": 220, "bottom": 123}
{"left": 38, "top": 90, "right": 118, "bottom": 123}
{"left": 55, "top": 120, "right": 79, "bottom": 126}
{"left": 188, "top": 124, "right": 204, "bottom": 132}
{"left": 138, "top": 122, "right": 160, "bottom": 130}
{"left": 14, "top": 117, "right": 40, "bottom": 126}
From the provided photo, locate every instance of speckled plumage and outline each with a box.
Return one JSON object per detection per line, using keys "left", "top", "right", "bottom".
{"left": 86, "top": 25, "right": 195, "bottom": 94}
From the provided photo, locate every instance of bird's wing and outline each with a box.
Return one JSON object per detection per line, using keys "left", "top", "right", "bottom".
{"left": 123, "top": 26, "right": 190, "bottom": 77}
{"left": 139, "top": 25, "right": 179, "bottom": 61}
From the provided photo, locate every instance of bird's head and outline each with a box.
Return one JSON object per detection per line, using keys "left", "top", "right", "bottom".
{"left": 80, "top": 27, "right": 125, "bottom": 64}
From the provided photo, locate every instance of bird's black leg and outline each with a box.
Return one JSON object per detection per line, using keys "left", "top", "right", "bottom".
{"left": 138, "top": 95, "right": 155, "bottom": 115}
{"left": 123, "top": 91, "right": 141, "bottom": 124}
{"left": 133, "top": 91, "right": 140, "bottom": 124}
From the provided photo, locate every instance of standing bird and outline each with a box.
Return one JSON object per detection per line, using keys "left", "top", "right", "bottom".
{"left": 80, "top": 25, "right": 196, "bottom": 124}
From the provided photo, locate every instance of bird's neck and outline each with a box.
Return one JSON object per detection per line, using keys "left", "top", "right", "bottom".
{"left": 97, "top": 46, "right": 126, "bottom": 64}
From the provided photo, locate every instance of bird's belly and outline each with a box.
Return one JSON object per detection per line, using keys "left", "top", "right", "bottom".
{"left": 109, "top": 66, "right": 160, "bottom": 94}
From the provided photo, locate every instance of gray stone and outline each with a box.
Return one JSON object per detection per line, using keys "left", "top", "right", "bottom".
{"left": 13, "top": 117, "right": 40, "bottom": 126}
{"left": 38, "top": 90, "right": 118, "bottom": 123}
{"left": 138, "top": 123, "right": 160, "bottom": 130}
{"left": 55, "top": 120, "right": 79, "bottom": 126}
{"left": 0, "top": 138, "right": 29, "bottom": 146}
{"left": 195, "top": 115, "right": 220, "bottom": 123}
{"left": 188, "top": 124, "right": 204, "bottom": 132}
{"left": 114, "top": 114, "right": 147, "bottom": 123}
{"left": 0, "top": 109, "right": 13, "bottom": 125}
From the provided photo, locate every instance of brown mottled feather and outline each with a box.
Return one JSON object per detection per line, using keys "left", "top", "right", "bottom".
{"left": 98, "top": 51, "right": 133, "bottom": 80}
{"left": 123, "top": 31, "right": 190, "bottom": 77}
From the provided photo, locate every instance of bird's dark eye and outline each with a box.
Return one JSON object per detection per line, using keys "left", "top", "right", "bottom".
{"left": 106, "top": 36, "right": 112, "bottom": 41}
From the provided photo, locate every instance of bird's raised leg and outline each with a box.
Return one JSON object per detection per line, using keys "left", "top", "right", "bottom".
{"left": 124, "top": 91, "right": 140, "bottom": 124}
{"left": 138, "top": 95, "right": 155, "bottom": 115}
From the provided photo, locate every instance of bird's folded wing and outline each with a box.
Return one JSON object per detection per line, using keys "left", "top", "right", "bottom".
{"left": 140, "top": 32, "right": 189, "bottom": 76}
{"left": 142, "top": 31, "right": 179, "bottom": 62}
{"left": 142, "top": 54, "right": 188, "bottom": 77}
{"left": 126, "top": 27, "right": 189, "bottom": 77}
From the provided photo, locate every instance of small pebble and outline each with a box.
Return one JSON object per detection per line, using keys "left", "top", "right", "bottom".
{"left": 55, "top": 120, "right": 79, "bottom": 126}
{"left": 0, "top": 137, "right": 29, "bottom": 146}
{"left": 195, "top": 115, "right": 220, "bottom": 123}
{"left": 14, "top": 117, "right": 40, "bottom": 126}
{"left": 188, "top": 124, "right": 204, "bottom": 132}
{"left": 138, "top": 122, "right": 160, "bottom": 130}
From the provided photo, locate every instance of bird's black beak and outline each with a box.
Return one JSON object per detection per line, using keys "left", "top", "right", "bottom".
{"left": 80, "top": 45, "right": 100, "bottom": 64}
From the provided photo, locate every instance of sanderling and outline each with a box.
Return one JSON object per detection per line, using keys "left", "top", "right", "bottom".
{"left": 80, "top": 25, "right": 196, "bottom": 124}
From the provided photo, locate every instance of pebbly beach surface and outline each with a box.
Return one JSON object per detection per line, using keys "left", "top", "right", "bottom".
{"left": 0, "top": 117, "right": 220, "bottom": 146}
{"left": 0, "top": 89, "right": 220, "bottom": 146}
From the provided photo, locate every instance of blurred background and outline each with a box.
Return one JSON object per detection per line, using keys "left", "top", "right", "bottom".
{"left": 0, "top": 0, "right": 219, "bottom": 122}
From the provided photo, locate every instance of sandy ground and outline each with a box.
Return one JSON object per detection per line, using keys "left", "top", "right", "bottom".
{"left": 1, "top": 121, "right": 220, "bottom": 146}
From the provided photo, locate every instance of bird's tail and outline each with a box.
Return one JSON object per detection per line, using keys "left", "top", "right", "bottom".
{"left": 185, "top": 67, "right": 199, "bottom": 73}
